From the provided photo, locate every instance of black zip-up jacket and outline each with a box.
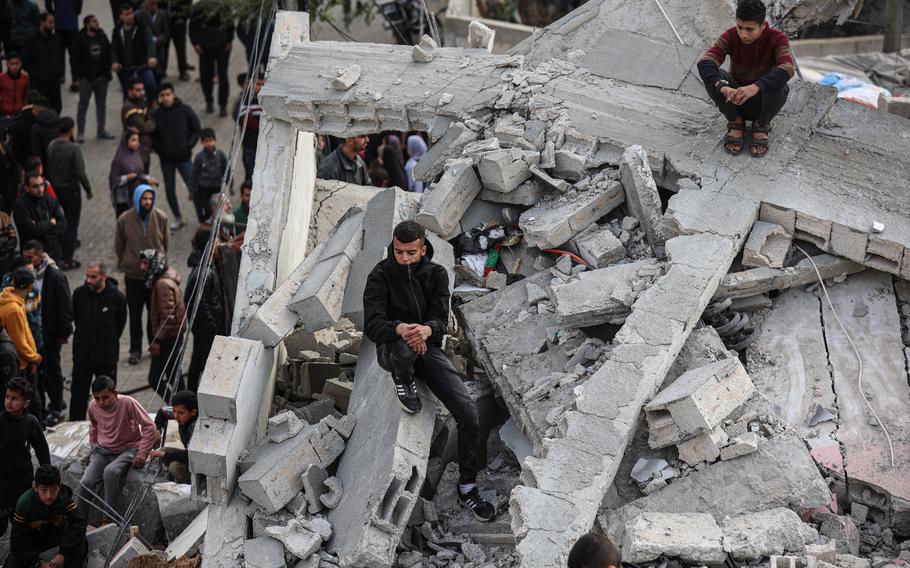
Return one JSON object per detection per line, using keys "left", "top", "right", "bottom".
{"left": 39, "top": 261, "right": 72, "bottom": 340}
{"left": 29, "top": 108, "right": 58, "bottom": 163}
{"left": 0, "top": 410, "right": 50, "bottom": 478}
{"left": 151, "top": 98, "right": 200, "bottom": 163}
{"left": 363, "top": 239, "right": 448, "bottom": 347}
{"left": 23, "top": 30, "right": 65, "bottom": 83}
{"left": 72, "top": 28, "right": 112, "bottom": 81}
{"left": 163, "top": 416, "right": 195, "bottom": 466}
{"left": 111, "top": 22, "right": 154, "bottom": 68}
{"left": 12, "top": 193, "right": 65, "bottom": 253}
{"left": 72, "top": 277, "right": 127, "bottom": 367}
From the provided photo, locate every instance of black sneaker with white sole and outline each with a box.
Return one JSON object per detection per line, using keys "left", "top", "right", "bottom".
{"left": 393, "top": 377, "right": 422, "bottom": 414}
{"left": 458, "top": 487, "right": 497, "bottom": 522}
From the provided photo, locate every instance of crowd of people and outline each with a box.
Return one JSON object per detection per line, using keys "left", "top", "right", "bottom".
{"left": 316, "top": 131, "right": 429, "bottom": 193}
{"left": 0, "top": 0, "right": 260, "bottom": 549}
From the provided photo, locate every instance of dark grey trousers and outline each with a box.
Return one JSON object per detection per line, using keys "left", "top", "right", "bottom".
{"left": 704, "top": 69, "right": 789, "bottom": 125}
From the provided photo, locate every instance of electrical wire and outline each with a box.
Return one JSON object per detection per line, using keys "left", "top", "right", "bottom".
{"left": 653, "top": 0, "right": 684, "bottom": 45}
{"left": 794, "top": 245, "right": 896, "bottom": 468}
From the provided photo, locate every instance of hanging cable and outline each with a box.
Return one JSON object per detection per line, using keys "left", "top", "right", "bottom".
{"left": 653, "top": 0, "right": 684, "bottom": 45}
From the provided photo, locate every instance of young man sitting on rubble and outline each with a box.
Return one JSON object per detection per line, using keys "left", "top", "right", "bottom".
{"left": 363, "top": 220, "right": 497, "bottom": 522}
{"left": 6, "top": 464, "right": 87, "bottom": 568}
{"left": 150, "top": 390, "right": 198, "bottom": 484}
{"left": 697, "top": 0, "right": 795, "bottom": 157}
{"left": 568, "top": 533, "right": 623, "bottom": 568}
{"left": 75, "top": 375, "right": 159, "bottom": 523}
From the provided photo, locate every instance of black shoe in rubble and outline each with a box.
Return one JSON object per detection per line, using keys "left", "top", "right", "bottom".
{"left": 458, "top": 487, "right": 497, "bottom": 522}
{"left": 392, "top": 376, "right": 421, "bottom": 414}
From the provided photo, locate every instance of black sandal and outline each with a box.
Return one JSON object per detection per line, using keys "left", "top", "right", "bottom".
{"left": 750, "top": 123, "right": 772, "bottom": 158}
{"left": 723, "top": 121, "right": 746, "bottom": 155}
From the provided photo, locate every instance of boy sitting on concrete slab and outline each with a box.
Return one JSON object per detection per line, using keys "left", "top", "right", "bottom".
{"left": 75, "top": 375, "right": 159, "bottom": 522}
{"left": 150, "top": 390, "right": 198, "bottom": 484}
{"left": 697, "top": 0, "right": 794, "bottom": 157}
{"left": 6, "top": 464, "right": 87, "bottom": 568}
{"left": 0, "top": 378, "right": 51, "bottom": 537}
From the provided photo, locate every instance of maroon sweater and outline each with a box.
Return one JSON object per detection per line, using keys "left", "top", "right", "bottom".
{"left": 698, "top": 25, "right": 794, "bottom": 93}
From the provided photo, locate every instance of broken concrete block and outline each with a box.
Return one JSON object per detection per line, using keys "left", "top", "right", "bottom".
{"left": 795, "top": 211, "right": 832, "bottom": 252}
{"left": 327, "top": 340, "right": 436, "bottom": 567}
{"left": 324, "top": 414, "right": 355, "bottom": 440}
{"left": 289, "top": 211, "right": 364, "bottom": 332}
{"left": 312, "top": 429, "right": 345, "bottom": 465}
{"left": 414, "top": 122, "right": 478, "bottom": 183}
{"left": 602, "top": 433, "right": 832, "bottom": 544}
{"left": 416, "top": 159, "right": 481, "bottom": 237}
{"left": 758, "top": 203, "right": 796, "bottom": 235}
{"left": 663, "top": 188, "right": 759, "bottom": 243}
{"left": 552, "top": 149, "right": 587, "bottom": 181}
{"left": 244, "top": 536, "right": 287, "bottom": 568}
{"left": 201, "top": 496, "right": 246, "bottom": 568}
{"left": 154, "top": 482, "right": 207, "bottom": 543}
{"left": 551, "top": 259, "right": 658, "bottom": 327}
{"left": 620, "top": 145, "right": 665, "bottom": 255}
{"left": 479, "top": 178, "right": 550, "bottom": 206}
{"left": 742, "top": 221, "right": 792, "bottom": 269}
{"left": 467, "top": 20, "right": 495, "bottom": 51}
{"left": 528, "top": 164, "right": 571, "bottom": 192}
{"left": 720, "top": 432, "right": 761, "bottom": 460}
{"left": 320, "top": 477, "right": 344, "bottom": 509}
{"left": 330, "top": 64, "right": 361, "bottom": 91}
{"left": 819, "top": 515, "right": 861, "bottom": 555}
{"left": 714, "top": 254, "right": 865, "bottom": 300}
{"left": 866, "top": 235, "right": 904, "bottom": 273}
{"left": 322, "top": 378, "right": 353, "bottom": 413}
{"left": 572, "top": 223, "right": 626, "bottom": 268}
{"left": 830, "top": 223, "right": 869, "bottom": 263}
{"left": 238, "top": 426, "right": 322, "bottom": 513}
{"left": 676, "top": 426, "right": 728, "bottom": 466}
{"left": 165, "top": 505, "right": 207, "bottom": 562}
{"left": 721, "top": 507, "right": 819, "bottom": 560}
{"left": 622, "top": 512, "right": 725, "bottom": 565}
{"left": 478, "top": 149, "right": 532, "bottom": 193}
{"left": 519, "top": 180, "right": 624, "bottom": 249}
{"left": 499, "top": 417, "right": 533, "bottom": 466}
{"left": 267, "top": 519, "right": 326, "bottom": 560}
{"left": 411, "top": 34, "right": 437, "bottom": 62}
{"left": 269, "top": 411, "right": 305, "bottom": 443}
{"left": 644, "top": 358, "right": 755, "bottom": 448}
{"left": 301, "top": 463, "right": 328, "bottom": 514}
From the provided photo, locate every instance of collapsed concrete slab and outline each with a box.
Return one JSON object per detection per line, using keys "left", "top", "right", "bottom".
{"left": 512, "top": 231, "right": 743, "bottom": 568}
{"left": 746, "top": 288, "right": 838, "bottom": 439}
{"left": 600, "top": 432, "right": 832, "bottom": 542}
{"left": 714, "top": 254, "right": 865, "bottom": 300}
{"left": 821, "top": 271, "right": 910, "bottom": 527}
{"left": 327, "top": 340, "right": 436, "bottom": 567}
{"left": 239, "top": 425, "right": 321, "bottom": 513}
{"left": 721, "top": 507, "right": 819, "bottom": 561}
{"left": 190, "top": 336, "right": 275, "bottom": 505}
{"left": 519, "top": 178, "right": 624, "bottom": 249}
{"left": 623, "top": 512, "right": 725, "bottom": 565}
{"left": 289, "top": 211, "right": 365, "bottom": 331}
{"left": 620, "top": 146, "right": 665, "bottom": 256}
{"left": 551, "top": 259, "right": 660, "bottom": 328}
{"left": 644, "top": 357, "right": 755, "bottom": 449}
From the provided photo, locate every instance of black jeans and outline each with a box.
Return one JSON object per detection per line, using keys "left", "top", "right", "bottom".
{"left": 32, "top": 79, "right": 62, "bottom": 114}
{"left": 187, "top": 329, "right": 215, "bottom": 392}
{"left": 148, "top": 335, "right": 182, "bottom": 399}
{"left": 199, "top": 47, "right": 229, "bottom": 108}
{"left": 70, "top": 364, "right": 117, "bottom": 421}
{"left": 58, "top": 28, "right": 78, "bottom": 84}
{"left": 56, "top": 185, "right": 81, "bottom": 263}
{"left": 377, "top": 339, "right": 481, "bottom": 484}
{"left": 41, "top": 337, "right": 64, "bottom": 412}
{"left": 704, "top": 69, "right": 789, "bottom": 126}
{"left": 125, "top": 276, "right": 151, "bottom": 355}
{"left": 170, "top": 19, "right": 189, "bottom": 74}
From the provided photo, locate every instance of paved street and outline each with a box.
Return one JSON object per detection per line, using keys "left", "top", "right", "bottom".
{"left": 55, "top": 0, "right": 251, "bottom": 412}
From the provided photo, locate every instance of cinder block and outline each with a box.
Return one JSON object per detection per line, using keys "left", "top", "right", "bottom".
{"left": 795, "top": 212, "right": 832, "bottom": 251}
{"left": 413, "top": 121, "right": 477, "bottom": 181}
{"left": 719, "top": 432, "right": 761, "bottom": 460}
{"left": 865, "top": 237, "right": 903, "bottom": 274}
{"left": 197, "top": 336, "right": 263, "bottom": 421}
{"left": 416, "top": 159, "right": 482, "bottom": 237}
{"left": 742, "top": 221, "right": 792, "bottom": 269}
{"left": 238, "top": 427, "right": 321, "bottom": 513}
{"left": 830, "top": 223, "right": 868, "bottom": 263}
{"left": 644, "top": 358, "right": 755, "bottom": 449}
{"left": 759, "top": 203, "right": 796, "bottom": 234}
{"left": 552, "top": 149, "right": 587, "bottom": 181}
{"left": 322, "top": 378, "right": 353, "bottom": 413}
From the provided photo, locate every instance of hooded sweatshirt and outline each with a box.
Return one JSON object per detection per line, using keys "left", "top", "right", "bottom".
{"left": 405, "top": 135, "right": 427, "bottom": 193}
{"left": 363, "top": 239, "right": 449, "bottom": 347}
{"left": 114, "top": 185, "right": 169, "bottom": 280}
{"left": 0, "top": 287, "right": 41, "bottom": 367}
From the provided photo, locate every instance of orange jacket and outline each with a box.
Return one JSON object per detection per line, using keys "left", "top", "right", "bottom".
{"left": 0, "top": 287, "right": 41, "bottom": 368}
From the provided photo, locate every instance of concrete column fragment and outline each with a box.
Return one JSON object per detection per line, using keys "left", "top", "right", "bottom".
{"left": 327, "top": 340, "right": 436, "bottom": 567}
{"left": 519, "top": 180, "right": 624, "bottom": 248}
{"left": 620, "top": 145, "right": 665, "bottom": 255}
{"left": 644, "top": 358, "right": 755, "bottom": 449}
{"left": 623, "top": 512, "right": 726, "bottom": 565}
{"left": 551, "top": 259, "right": 659, "bottom": 328}
{"left": 742, "top": 221, "right": 792, "bottom": 269}
{"left": 289, "top": 211, "right": 365, "bottom": 332}
{"left": 416, "top": 159, "right": 482, "bottom": 237}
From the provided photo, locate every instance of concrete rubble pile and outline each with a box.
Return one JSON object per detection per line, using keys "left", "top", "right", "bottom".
{"left": 21, "top": 1, "right": 908, "bottom": 567}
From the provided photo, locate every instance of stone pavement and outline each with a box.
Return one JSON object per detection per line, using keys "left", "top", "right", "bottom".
{"left": 56, "top": 0, "right": 251, "bottom": 413}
